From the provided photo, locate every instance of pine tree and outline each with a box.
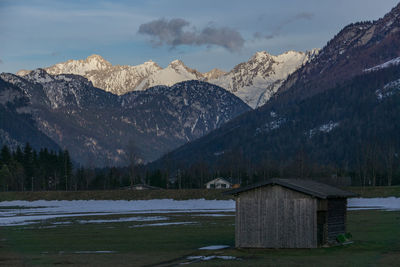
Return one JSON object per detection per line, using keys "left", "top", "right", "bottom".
{"left": 0, "top": 145, "right": 11, "bottom": 165}
{"left": 0, "top": 164, "right": 12, "bottom": 191}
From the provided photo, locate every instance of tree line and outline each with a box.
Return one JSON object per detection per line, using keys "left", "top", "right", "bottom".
{"left": 0, "top": 143, "right": 73, "bottom": 191}
{"left": 0, "top": 143, "right": 169, "bottom": 191}
{"left": 1, "top": 142, "right": 399, "bottom": 192}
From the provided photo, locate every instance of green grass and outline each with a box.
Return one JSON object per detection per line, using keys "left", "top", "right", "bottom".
{"left": 0, "top": 185, "right": 399, "bottom": 202}
{"left": 345, "top": 186, "right": 400, "bottom": 198}
{"left": 0, "top": 189, "right": 233, "bottom": 201}
{"left": 0, "top": 210, "right": 399, "bottom": 266}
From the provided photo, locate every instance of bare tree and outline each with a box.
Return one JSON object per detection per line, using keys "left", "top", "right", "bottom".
{"left": 383, "top": 142, "right": 396, "bottom": 186}
{"left": 126, "top": 139, "right": 140, "bottom": 188}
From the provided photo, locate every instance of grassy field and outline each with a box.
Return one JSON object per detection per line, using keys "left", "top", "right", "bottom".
{"left": 0, "top": 210, "right": 399, "bottom": 266}
{"left": 345, "top": 186, "right": 400, "bottom": 198}
{"left": 0, "top": 185, "right": 399, "bottom": 201}
{"left": 0, "top": 189, "right": 233, "bottom": 201}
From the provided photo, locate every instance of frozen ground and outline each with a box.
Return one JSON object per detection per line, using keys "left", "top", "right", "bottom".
{"left": 0, "top": 199, "right": 235, "bottom": 226}
{"left": 0, "top": 198, "right": 399, "bottom": 226}
{"left": 347, "top": 197, "right": 400, "bottom": 211}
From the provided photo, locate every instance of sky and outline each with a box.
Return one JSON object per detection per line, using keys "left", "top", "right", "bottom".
{"left": 0, "top": 0, "right": 399, "bottom": 73}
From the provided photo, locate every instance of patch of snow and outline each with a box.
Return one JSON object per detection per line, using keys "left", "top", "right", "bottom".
{"left": 199, "top": 245, "right": 230, "bottom": 250}
{"left": 74, "top": 251, "right": 116, "bottom": 254}
{"left": 194, "top": 214, "right": 234, "bottom": 217}
{"left": 255, "top": 117, "right": 286, "bottom": 135}
{"left": 348, "top": 197, "right": 400, "bottom": 211}
{"left": 0, "top": 212, "right": 127, "bottom": 226}
{"left": 364, "top": 57, "right": 400, "bottom": 72}
{"left": 77, "top": 216, "right": 168, "bottom": 224}
{"left": 213, "top": 151, "right": 224, "bottom": 156}
{"left": 182, "top": 255, "right": 238, "bottom": 264}
{"left": 319, "top": 121, "right": 339, "bottom": 133}
{"left": 376, "top": 78, "right": 400, "bottom": 100}
{"left": 130, "top": 222, "right": 196, "bottom": 228}
{"left": 0, "top": 199, "right": 235, "bottom": 226}
{"left": 52, "top": 221, "right": 72, "bottom": 225}
{"left": 308, "top": 121, "right": 339, "bottom": 138}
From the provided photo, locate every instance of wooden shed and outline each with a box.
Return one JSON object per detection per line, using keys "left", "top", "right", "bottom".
{"left": 227, "top": 178, "right": 357, "bottom": 248}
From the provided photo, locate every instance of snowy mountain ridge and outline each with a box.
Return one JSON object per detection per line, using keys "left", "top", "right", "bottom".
{"left": 209, "top": 49, "right": 319, "bottom": 108}
{"left": 17, "top": 49, "right": 318, "bottom": 108}
{"left": 1, "top": 71, "right": 250, "bottom": 166}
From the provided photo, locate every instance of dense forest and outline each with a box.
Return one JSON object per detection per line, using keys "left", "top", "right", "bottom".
{"left": 0, "top": 143, "right": 169, "bottom": 191}
{"left": 151, "top": 65, "right": 400, "bottom": 187}
{"left": 1, "top": 141, "right": 399, "bottom": 192}
{"left": 2, "top": 67, "right": 400, "bottom": 191}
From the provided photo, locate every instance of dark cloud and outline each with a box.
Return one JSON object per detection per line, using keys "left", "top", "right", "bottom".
{"left": 138, "top": 18, "right": 244, "bottom": 52}
{"left": 254, "top": 12, "right": 314, "bottom": 40}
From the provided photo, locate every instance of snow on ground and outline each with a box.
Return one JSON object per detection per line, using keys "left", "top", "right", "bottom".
{"left": 182, "top": 255, "right": 239, "bottom": 264}
{"left": 198, "top": 245, "right": 230, "bottom": 250}
{"left": 0, "top": 199, "right": 235, "bottom": 226}
{"left": 74, "top": 251, "right": 116, "bottom": 254}
{"left": 194, "top": 213, "right": 234, "bottom": 217}
{"left": 0, "top": 198, "right": 399, "bottom": 227}
{"left": 77, "top": 216, "right": 168, "bottom": 224}
{"left": 347, "top": 197, "right": 400, "bottom": 211}
{"left": 129, "top": 222, "right": 196, "bottom": 228}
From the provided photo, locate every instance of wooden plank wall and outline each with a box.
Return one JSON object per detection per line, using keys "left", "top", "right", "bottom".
{"left": 327, "top": 198, "right": 347, "bottom": 242}
{"left": 236, "top": 185, "right": 317, "bottom": 248}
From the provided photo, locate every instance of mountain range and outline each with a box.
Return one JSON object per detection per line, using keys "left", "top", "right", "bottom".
{"left": 3, "top": 2, "right": 400, "bottom": 173}
{"left": 152, "top": 3, "right": 400, "bottom": 175}
{"left": 17, "top": 50, "right": 317, "bottom": 108}
{"left": 0, "top": 71, "right": 250, "bottom": 166}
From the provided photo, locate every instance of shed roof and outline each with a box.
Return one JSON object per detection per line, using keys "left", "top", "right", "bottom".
{"left": 226, "top": 178, "right": 357, "bottom": 199}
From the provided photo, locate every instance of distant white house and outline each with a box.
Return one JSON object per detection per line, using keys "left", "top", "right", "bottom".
{"left": 205, "top": 178, "right": 232, "bottom": 189}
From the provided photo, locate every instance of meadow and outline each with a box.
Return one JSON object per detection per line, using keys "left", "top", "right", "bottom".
{"left": 0, "top": 185, "right": 399, "bottom": 201}
{"left": 0, "top": 196, "right": 399, "bottom": 266}
{"left": 0, "top": 210, "right": 399, "bottom": 266}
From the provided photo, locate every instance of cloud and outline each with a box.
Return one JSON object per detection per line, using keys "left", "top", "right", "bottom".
{"left": 138, "top": 18, "right": 244, "bottom": 52}
{"left": 0, "top": 59, "right": 3, "bottom": 64}
{"left": 254, "top": 12, "right": 314, "bottom": 40}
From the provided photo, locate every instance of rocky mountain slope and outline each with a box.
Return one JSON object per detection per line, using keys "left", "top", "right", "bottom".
{"left": 209, "top": 50, "right": 318, "bottom": 108}
{"left": 277, "top": 3, "right": 400, "bottom": 103}
{"left": 18, "top": 55, "right": 163, "bottom": 96}
{"left": 1, "top": 70, "right": 250, "bottom": 166}
{"left": 17, "top": 50, "right": 316, "bottom": 108}
{"left": 0, "top": 77, "right": 61, "bottom": 152}
{"left": 151, "top": 3, "right": 400, "bottom": 173}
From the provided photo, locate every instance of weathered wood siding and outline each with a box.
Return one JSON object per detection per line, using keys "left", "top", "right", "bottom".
{"left": 327, "top": 198, "right": 347, "bottom": 242}
{"left": 235, "top": 185, "right": 317, "bottom": 248}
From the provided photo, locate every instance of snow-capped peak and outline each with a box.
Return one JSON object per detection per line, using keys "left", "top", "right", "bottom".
{"left": 251, "top": 51, "right": 272, "bottom": 61}
{"left": 134, "top": 60, "right": 203, "bottom": 91}
{"left": 143, "top": 59, "right": 158, "bottom": 66}
{"left": 86, "top": 54, "right": 108, "bottom": 63}
{"left": 169, "top": 59, "right": 184, "bottom": 66}
{"left": 203, "top": 68, "right": 226, "bottom": 80}
{"left": 209, "top": 50, "right": 316, "bottom": 108}
{"left": 25, "top": 68, "right": 54, "bottom": 83}
{"left": 15, "top": 49, "right": 318, "bottom": 107}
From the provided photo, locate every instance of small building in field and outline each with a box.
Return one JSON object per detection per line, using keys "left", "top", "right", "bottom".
{"left": 227, "top": 178, "right": 357, "bottom": 248}
{"left": 205, "top": 178, "right": 232, "bottom": 189}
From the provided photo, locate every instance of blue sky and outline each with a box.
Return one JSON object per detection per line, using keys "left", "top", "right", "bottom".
{"left": 0, "top": 0, "right": 399, "bottom": 73}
